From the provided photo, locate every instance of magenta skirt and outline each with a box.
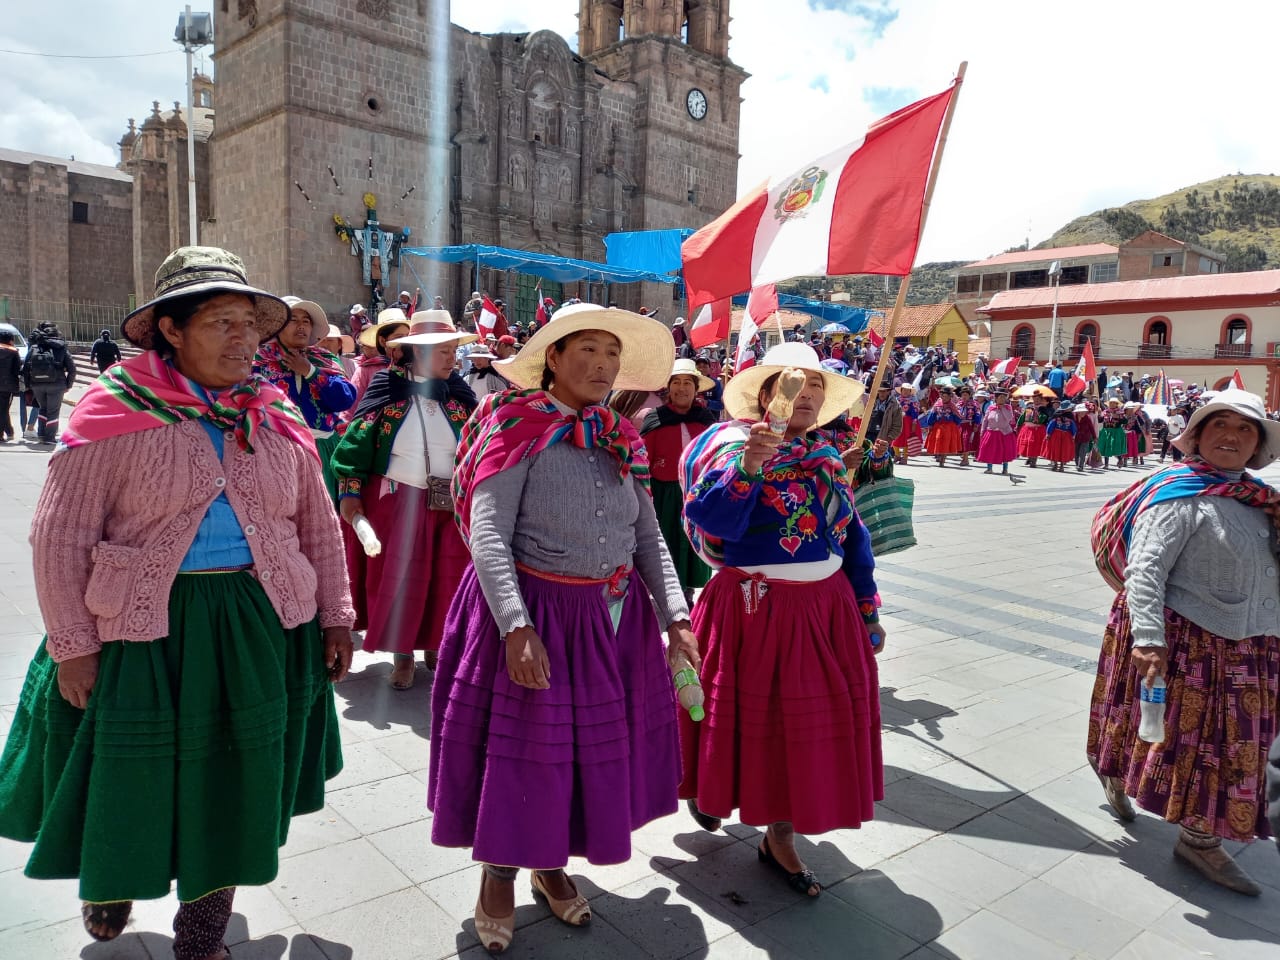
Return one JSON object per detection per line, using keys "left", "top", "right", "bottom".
{"left": 1088, "top": 593, "right": 1280, "bottom": 841}
{"left": 976, "top": 429, "right": 1017, "bottom": 465}
{"left": 356, "top": 478, "right": 470, "bottom": 655}
{"left": 680, "top": 568, "right": 882, "bottom": 834}
{"left": 428, "top": 565, "right": 681, "bottom": 868}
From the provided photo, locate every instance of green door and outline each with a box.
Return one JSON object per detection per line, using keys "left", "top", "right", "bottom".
{"left": 514, "top": 275, "right": 563, "bottom": 329}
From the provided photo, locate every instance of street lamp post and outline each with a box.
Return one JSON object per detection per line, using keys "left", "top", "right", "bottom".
{"left": 173, "top": 8, "right": 214, "bottom": 246}
{"left": 1046, "top": 259, "right": 1063, "bottom": 365}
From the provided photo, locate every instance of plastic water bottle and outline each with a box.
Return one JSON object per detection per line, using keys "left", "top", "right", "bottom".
{"left": 1137, "top": 676, "right": 1167, "bottom": 743}
{"left": 672, "top": 655, "right": 705, "bottom": 721}
{"left": 352, "top": 515, "right": 382, "bottom": 557}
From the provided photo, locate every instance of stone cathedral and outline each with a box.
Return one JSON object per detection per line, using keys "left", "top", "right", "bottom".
{"left": 189, "top": 0, "right": 746, "bottom": 320}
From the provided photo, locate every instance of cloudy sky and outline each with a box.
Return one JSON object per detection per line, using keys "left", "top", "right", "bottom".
{"left": 3, "top": 0, "right": 1278, "bottom": 265}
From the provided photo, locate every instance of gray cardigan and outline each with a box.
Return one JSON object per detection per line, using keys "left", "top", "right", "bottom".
{"left": 1125, "top": 495, "right": 1280, "bottom": 647}
{"left": 469, "top": 441, "right": 690, "bottom": 636}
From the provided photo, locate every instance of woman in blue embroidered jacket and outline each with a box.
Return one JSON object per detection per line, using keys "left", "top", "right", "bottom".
{"left": 253, "top": 296, "right": 358, "bottom": 501}
{"left": 677, "top": 342, "right": 885, "bottom": 899}
{"left": 330, "top": 311, "right": 477, "bottom": 689}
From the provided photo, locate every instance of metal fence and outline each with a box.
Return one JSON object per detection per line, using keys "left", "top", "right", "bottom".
{"left": 0, "top": 296, "right": 130, "bottom": 346}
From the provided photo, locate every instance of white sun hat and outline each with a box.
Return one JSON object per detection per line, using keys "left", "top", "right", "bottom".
{"left": 280, "top": 296, "right": 328, "bottom": 346}
{"left": 1172, "top": 388, "right": 1280, "bottom": 469}
{"left": 495, "top": 303, "right": 675, "bottom": 391}
{"left": 387, "top": 310, "right": 478, "bottom": 348}
{"left": 722, "top": 342, "right": 865, "bottom": 425}
{"left": 669, "top": 357, "right": 714, "bottom": 393}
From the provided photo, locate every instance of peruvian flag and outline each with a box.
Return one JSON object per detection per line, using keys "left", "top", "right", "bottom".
{"left": 989, "top": 356, "right": 1019, "bottom": 378}
{"left": 1065, "top": 339, "right": 1096, "bottom": 397}
{"left": 1231, "top": 368, "right": 1246, "bottom": 390}
{"left": 682, "top": 82, "right": 956, "bottom": 309}
{"left": 736, "top": 284, "right": 778, "bottom": 372}
{"left": 535, "top": 282, "right": 550, "bottom": 327}
{"left": 689, "top": 297, "right": 732, "bottom": 350}
{"left": 477, "top": 296, "right": 500, "bottom": 340}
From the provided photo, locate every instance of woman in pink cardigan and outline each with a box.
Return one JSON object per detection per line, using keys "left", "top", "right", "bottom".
{"left": 0, "top": 247, "right": 355, "bottom": 960}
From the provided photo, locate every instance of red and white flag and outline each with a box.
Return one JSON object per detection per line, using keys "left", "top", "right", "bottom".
{"left": 534, "top": 282, "right": 550, "bottom": 327}
{"left": 681, "top": 82, "right": 956, "bottom": 309}
{"left": 1231, "top": 368, "right": 1246, "bottom": 390}
{"left": 736, "top": 284, "right": 778, "bottom": 372}
{"left": 1065, "top": 339, "right": 1096, "bottom": 397}
{"left": 688, "top": 297, "right": 732, "bottom": 350}
{"left": 989, "top": 356, "right": 1019, "bottom": 378}
{"left": 476, "top": 296, "right": 500, "bottom": 340}
{"left": 866, "top": 318, "right": 886, "bottom": 348}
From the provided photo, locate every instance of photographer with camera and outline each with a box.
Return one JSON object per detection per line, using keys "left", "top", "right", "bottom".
{"left": 21, "top": 322, "right": 76, "bottom": 444}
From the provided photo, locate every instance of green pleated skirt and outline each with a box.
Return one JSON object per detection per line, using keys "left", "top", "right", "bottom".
{"left": 651, "top": 478, "right": 711, "bottom": 592}
{"left": 317, "top": 431, "right": 343, "bottom": 505}
{"left": 0, "top": 571, "right": 343, "bottom": 903}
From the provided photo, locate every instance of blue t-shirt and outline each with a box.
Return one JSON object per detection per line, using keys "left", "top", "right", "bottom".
{"left": 1047, "top": 367, "right": 1068, "bottom": 390}
{"left": 178, "top": 414, "right": 254, "bottom": 572}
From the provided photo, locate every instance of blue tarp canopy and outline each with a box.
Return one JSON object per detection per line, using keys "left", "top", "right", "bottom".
{"left": 730, "top": 292, "right": 883, "bottom": 333}
{"left": 401, "top": 244, "right": 679, "bottom": 285}
{"left": 603, "top": 229, "right": 693, "bottom": 275}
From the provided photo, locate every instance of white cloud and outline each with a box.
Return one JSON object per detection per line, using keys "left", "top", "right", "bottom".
{"left": 5, "top": 0, "right": 1280, "bottom": 269}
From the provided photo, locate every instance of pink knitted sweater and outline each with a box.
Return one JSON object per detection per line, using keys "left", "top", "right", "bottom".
{"left": 30, "top": 419, "right": 356, "bottom": 662}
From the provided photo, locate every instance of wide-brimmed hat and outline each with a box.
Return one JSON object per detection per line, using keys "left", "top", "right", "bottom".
{"left": 1056, "top": 400, "right": 1075, "bottom": 414}
{"left": 1172, "top": 388, "right": 1280, "bottom": 469}
{"left": 388, "top": 310, "right": 477, "bottom": 348}
{"left": 357, "top": 313, "right": 411, "bottom": 349}
{"left": 668, "top": 357, "right": 714, "bottom": 393}
{"left": 320, "top": 323, "right": 355, "bottom": 355}
{"left": 723, "top": 342, "right": 864, "bottom": 424}
{"left": 495, "top": 303, "right": 674, "bottom": 391}
{"left": 468, "top": 344, "right": 498, "bottom": 361}
{"left": 279, "top": 296, "right": 328, "bottom": 346}
{"left": 122, "top": 246, "right": 286, "bottom": 349}
{"left": 1106, "top": 396, "right": 1122, "bottom": 406}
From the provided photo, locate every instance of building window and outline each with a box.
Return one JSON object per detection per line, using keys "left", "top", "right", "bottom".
{"left": 1011, "top": 324, "right": 1035, "bottom": 360}
{"left": 981, "top": 272, "right": 1007, "bottom": 293}
{"left": 1226, "top": 318, "right": 1248, "bottom": 344}
{"left": 70, "top": 201, "right": 89, "bottom": 223}
{"left": 1199, "top": 255, "right": 1221, "bottom": 274}
{"left": 1010, "top": 269, "right": 1048, "bottom": 289}
{"left": 1153, "top": 252, "right": 1184, "bottom": 268}
{"left": 197, "top": 89, "right": 212, "bottom": 108}
{"left": 1091, "top": 262, "right": 1118, "bottom": 283}
{"left": 1060, "top": 265, "right": 1089, "bottom": 285}
{"left": 955, "top": 274, "right": 979, "bottom": 295}
{"left": 1075, "top": 323, "right": 1098, "bottom": 350}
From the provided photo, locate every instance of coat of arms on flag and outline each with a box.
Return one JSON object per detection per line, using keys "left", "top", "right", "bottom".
{"left": 774, "top": 166, "right": 829, "bottom": 222}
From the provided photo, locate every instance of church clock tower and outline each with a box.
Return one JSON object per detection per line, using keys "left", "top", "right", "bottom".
{"left": 578, "top": 1, "right": 746, "bottom": 236}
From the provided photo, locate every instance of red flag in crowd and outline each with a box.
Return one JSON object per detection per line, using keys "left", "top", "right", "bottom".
{"left": 1064, "top": 339, "right": 1096, "bottom": 397}
{"left": 476, "top": 297, "right": 500, "bottom": 340}
{"left": 736, "top": 284, "right": 778, "bottom": 372}
{"left": 989, "top": 356, "right": 1019, "bottom": 377}
{"left": 681, "top": 82, "right": 956, "bottom": 309}
{"left": 1231, "top": 368, "right": 1246, "bottom": 390}
{"left": 866, "top": 319, "right": 886, "bottom": 348}
{"left": 689, "top": 297, "right": 732, "bottom": 349}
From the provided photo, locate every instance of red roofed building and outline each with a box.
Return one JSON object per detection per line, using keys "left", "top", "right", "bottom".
{"left": 979, "top": 270, "right": 1280, "bottom": 404}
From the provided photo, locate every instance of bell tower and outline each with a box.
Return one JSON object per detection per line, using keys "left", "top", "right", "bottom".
{"left": 578, "top": 1, "right": 746, "bottom": 235}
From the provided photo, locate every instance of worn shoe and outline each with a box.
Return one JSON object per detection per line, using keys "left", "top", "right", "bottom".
{"left": 475, "top": 868, "right": 516, "bottom": 953}
{"left": 1174, "top": 835, "right": 1262, "bottom": 896}
{"left": 686, "top": 798, "right": 722, "bottom": 832}
{"left": 531, "top": 870, "right": 591, "bottom": 927}
{"left": 1095, "top": 771, "right": 1136, "bottom": 822}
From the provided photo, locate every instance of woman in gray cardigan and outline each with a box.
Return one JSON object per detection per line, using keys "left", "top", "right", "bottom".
{"left": 1088, "top": 389, "right": 1280, "bottom": 895}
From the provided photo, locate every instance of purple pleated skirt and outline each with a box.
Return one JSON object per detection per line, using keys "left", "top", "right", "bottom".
{"left": 428, "top": 564, "right": 681, "bottom": 868}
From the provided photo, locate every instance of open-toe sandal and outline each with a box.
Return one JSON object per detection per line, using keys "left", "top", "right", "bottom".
{"left": 758, "top": 835, "right": 821, "bottom": 897}
{"left": 81, "top": 900, "right": 133, "bottom": 942}
{"left": 532, "top": 870, "right": 591, "bottom": 926}
{"left": 474, "top": 869, "right": 515, "bottom": 953}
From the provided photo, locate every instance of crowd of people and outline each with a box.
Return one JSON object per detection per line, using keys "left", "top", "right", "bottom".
{"left": 0, "top": 244, "right": 1278, "bottom": 958}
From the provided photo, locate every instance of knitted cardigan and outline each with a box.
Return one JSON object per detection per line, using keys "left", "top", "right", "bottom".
{"left": 30, "top": 419, "right": 355, "bottom": 661}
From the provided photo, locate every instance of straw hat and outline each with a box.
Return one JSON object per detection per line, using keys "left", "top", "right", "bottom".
{"left": 723, "top": 342, "right": 864, "bottom": 425}
{"left": 388, "top": 310, "right": 477, "bottom": 348}
{"left": 495, "top": 303, "right": 675, "bottom": 392}
{"left": 122, "top": 246, "right": 286, "bottom": 349}
{"left": 357, "top": 311, "right": 411, "bottom": 348}
{"left": 468, "top": 344, "right": 498, "bottom": 361}
{"left": 668, "top": 357, "right": 714, "bottom": 393}
{"left": 320, "top": 323, "right": 355, "bottom": 355}
{"left": 1172, "top": 388, "right": 1280, "bottom": 469}
{"left": 280, "top": 296, "right": 328, "bottom": 346}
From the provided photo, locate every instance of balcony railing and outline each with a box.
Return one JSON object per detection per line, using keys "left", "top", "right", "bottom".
{"left": 1137, "top": 343, "right": 1172, "bottom": 359}
{"left": 1066, "top": 346, "right": 1104, "bottom": 364}
{"left": 1214, "top": 342, "right": 1253, "bottom": 358}
{"left": 1005, "top": 345, "right": 1035, "bottom": 361}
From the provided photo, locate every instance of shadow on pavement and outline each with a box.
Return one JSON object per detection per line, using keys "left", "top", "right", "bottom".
{"left": 92, "top": 916, "right": 352, "bottom": 959}
{"left": 334, "top": 661, "right": 432, "bottom": 738}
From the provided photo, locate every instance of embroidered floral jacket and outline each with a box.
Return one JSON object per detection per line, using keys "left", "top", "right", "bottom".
{"left": 331, "top": 393, "right": 472, "bottom": 499}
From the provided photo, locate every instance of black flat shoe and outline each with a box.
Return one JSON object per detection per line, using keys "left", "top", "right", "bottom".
{"left": 758, "top": 834, "right": 821, "bottom": 897}
{"left": 686, "top": 798, "right": 721, "bottom": 832}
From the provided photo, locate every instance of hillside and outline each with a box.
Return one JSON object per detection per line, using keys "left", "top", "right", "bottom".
{"left": 1040, "top": 173, "right": 1280, "bottom": 271}
{"left": 780, "top": 261, "right": 964, "bottom": 311}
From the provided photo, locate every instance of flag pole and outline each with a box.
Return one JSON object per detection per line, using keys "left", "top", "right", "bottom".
{"left": 853, "top": 61, "right": 967, "bottom": 450}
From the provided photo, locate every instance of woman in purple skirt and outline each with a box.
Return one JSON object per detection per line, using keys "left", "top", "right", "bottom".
{"left": 429, "top": 304, "right": 699, "bottom": 954}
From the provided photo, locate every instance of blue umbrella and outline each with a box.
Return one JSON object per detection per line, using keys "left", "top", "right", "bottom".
{"left": 820, "top": 358, "right": 849, "bottom": 375}
{"left": 819, "top": 322, "right": 850, "bottom": 334}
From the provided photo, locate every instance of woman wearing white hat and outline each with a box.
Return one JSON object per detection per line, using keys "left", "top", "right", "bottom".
{"left": 349, "top": 308, "right": 410, "bottom": 407}
{"left": 253, "top": 296, "right": 358, "bottom": 502}
{"left": 1089, "top": 389, "right": 1280, "bottom": 895}
{"left": 677, "top": 342, "right": 885, "bottom": 899}
{"left": 640, "top": 358, "right": 719, "bottom": 606}
{"left": 430, "top": 304, "right": 697, "bottom": 953}
{"left": 331, "top": 311, "right": 478, "bottom": 690}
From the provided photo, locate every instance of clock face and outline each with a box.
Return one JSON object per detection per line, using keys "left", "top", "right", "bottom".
{"left": 687, "top": 88, "right": 708, "bottom": 120}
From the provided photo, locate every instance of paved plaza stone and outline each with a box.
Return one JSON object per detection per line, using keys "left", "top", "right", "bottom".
{"left": 3, "top": 426, "right": 1280, "bottom": 959}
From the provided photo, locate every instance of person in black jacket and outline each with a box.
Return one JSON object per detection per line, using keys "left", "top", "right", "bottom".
{"left": 20, "top": 322, "right": 76, "bottom": 444}
{"left": 89, "top": 329, "right": 122, "bottom": 372}
{"left": 0, "top": 330, "right": 21, "bottom": 441}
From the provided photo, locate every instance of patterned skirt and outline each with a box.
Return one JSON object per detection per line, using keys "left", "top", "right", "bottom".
{"left": 1087, "top": 593, "right": 1280, "bottom": 841}
{"left": 893, "top": 416, "right": 923, "bottom": 457}
{"left": 0, "top": 572, "right": 342, "bottom": 902}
